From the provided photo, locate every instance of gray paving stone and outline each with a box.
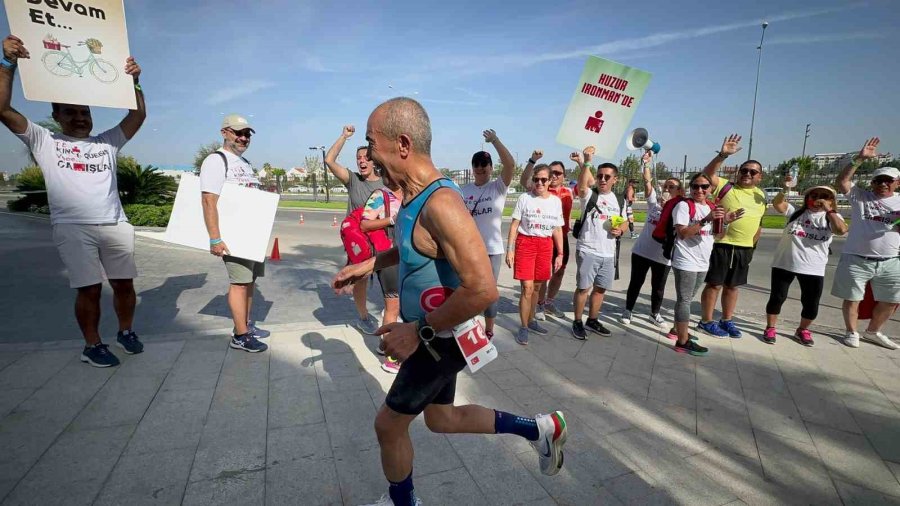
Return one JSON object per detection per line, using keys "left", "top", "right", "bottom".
{"left": 807, "top": 423, "right": 900, "bottom": 496}
{"left": 414, "top": 467, "right": 488, "bottom": 506}
{"left": 754, "top": 430, "right": 842, "bottom": 504}
{"left": 125, "top": 387, "right": 214, "bottom": 455}
{"left": 69, "top": 373, "right": 166, "bottom": 431}
{"left": 188, "top": 429, "right": 266, "bottom": 484}
{"left": 603, "top": 469, "right": 661, "bottom": 504}
{"left": 182, "top": 471, "right": 265, "bottom": 506}
{"left": 0, "top": 350, "right": 75, "bottom": 390}
{"left": 267, "top": 374, "right": 324, "bottom": 429}
{"left": 787, "top": 382, "right": 862, "bottom": 434}
{"left": 696, "top": 396, "right": 757, "bottom": 459}
{"left": 0, "top": 352, "right": 24, "bottom": 373}
{"left": 833, "top": 479, "right": 900, "bottom": 506}
{"left": 849, "top": 409, "right": 900, "bottom": 463}
{"left": 648, "top": 365, "right": 696, "bottom": 410}
{"left": 94, "top": 447, "right": 194, "bottom": 506}
{"left": 265, "top": 424, "right": 340, "bottom": 506}
{"left": 0, "top": 388, "right": 33, "bottom": 419}
{"left": 485, "top": 367, "right": 536, "bottom": 390}
{"left": 743, "top": 388, "right": 812, "bottom": 444}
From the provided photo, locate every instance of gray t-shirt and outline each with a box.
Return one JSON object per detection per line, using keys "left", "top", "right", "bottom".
{"left": 347, "top": 172, "right": 384, "bottom": 214}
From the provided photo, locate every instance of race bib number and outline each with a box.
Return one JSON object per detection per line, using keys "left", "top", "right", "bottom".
{"left": 451, "top": 318, "right": 497, "bottom": 373}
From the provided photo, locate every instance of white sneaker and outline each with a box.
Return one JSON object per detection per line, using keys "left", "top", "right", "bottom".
{"left": 651, "top": 313, "right": 665, "bottom": 327}
{"left": 619, "top": 310, "right": 632, "bottom": 325}
{"left": 535, "top": 304, "right": 546, "bottom": 321}
{"left": 361, "top": 494, "right": 422, "bottom": 506}
{"left": 843, "top": 331, "right": 860, "bottom": 348}
{"left": 862, "top": 330, "right": 899, "bottom": 350}
{"left": 532, "top": 411, "right": 568, "bottom": 476}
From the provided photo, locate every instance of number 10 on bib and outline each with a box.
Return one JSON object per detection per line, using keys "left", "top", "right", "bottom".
{"left": 451, "top": 319, "right": 497, "bottom": 373}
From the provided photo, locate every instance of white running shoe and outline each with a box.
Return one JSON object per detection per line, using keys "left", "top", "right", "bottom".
{"left": 843, "top": 331, "right": 860, "bottom": 348}
{"left": 619, "top": 310, "right": 632, "bottom": 325}
{"left": 532, "top": 411, "right": 568, "bottom": 476}
{"left": 862, "top": 330, "right": 898, "bottom": 350}
{"left": 651, "top": 313, "right": 665, "bottom": 327}
{"left": 535, "top": 304, "right": 546, "bottom": 321}
{"left": 361, "top": 494, "right": 422, "bottom": 506}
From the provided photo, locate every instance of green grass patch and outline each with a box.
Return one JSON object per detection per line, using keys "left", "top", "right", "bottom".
{"left": 279, "top": 200, "right": 346, "bottom": 210}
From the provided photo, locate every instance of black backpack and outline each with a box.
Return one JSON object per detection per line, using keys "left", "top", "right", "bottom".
{"left": 572, "top": 188, "right": 599, "bottom": 239}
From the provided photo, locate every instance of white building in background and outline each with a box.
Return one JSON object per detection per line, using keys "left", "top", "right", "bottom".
{"left": 154, "top": 164, "right": 195, "bottom": 181}
{"left": 812, "top": 152, "right": 894, "bottom": 169}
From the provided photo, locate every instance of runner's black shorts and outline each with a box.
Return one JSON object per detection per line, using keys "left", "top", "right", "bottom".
{"left": 553, "top": 238, "right": 571, "bottom": 268}
{"left": 704, "top": 243, "right": 754, "bottom": 287}
{"left": 385, "top": 336, "right": 467, "bottom": 416}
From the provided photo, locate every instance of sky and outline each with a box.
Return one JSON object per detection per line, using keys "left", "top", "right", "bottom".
{"left": 0, "top": 0, "right": 898, "bottom": 174}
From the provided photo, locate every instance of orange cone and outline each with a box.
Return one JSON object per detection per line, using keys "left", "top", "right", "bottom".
{"left": 270, "top": 238, "right": 281, "bottom": 261}
{"left": 299, "top": 213, "right": 304, "bottom": 225}
{"left": 332, "top": 216, "right": 338, "bottom": 227}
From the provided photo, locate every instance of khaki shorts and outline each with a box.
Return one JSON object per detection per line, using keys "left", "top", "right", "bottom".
{"left": 224, "top": 255, "right": 265, "bottom": 284}
{"left": 831, "top": 255, "right": 900, "bottom": 303}
{"left": 52, "top": 222, "right": 137, "bottom": 288}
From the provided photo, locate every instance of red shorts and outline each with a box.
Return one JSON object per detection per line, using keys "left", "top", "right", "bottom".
{"left": 514, "top": 234, "right": 553, "bottom": 281}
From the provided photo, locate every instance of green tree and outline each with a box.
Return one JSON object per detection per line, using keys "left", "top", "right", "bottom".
{"left": 14, "top": 166, "right": 45, "bottom": 191}
{"left": 116, "top": 157, "right": 177, "bottom": 205}
{"left": 193, "top": 142, "right": 222, "bottom": 175}
{"left": 654, "top": 161, "right": 672, "bottom": 181}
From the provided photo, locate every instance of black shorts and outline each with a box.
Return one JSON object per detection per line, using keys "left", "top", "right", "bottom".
{"left": 376, "top": 265, "right": 399, "bottom": 298}
{"left": 385, "top": 336, "right": 467, "bottom": 416}
{"left": 553, "top": 238, "right": 571, "bottom": 268}
{"left": 705, "top": 243, "right": 754, "bottom": 287}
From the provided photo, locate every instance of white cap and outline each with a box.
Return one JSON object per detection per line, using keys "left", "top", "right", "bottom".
{"left": 221, "top": 114, "right": 255, "bottom": 133}
{"left": 872, "top": 167, "right": 899, "bottom": 180}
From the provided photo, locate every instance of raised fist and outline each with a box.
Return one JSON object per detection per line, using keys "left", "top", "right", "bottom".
{"left": 583, "top": 146, "right": 596, "bottom": 163}
{"left": 530, "top": 150, "right": 543, "bottom": 162}
{"left": 343, "top": 125, "right": 355, "bottom": 138}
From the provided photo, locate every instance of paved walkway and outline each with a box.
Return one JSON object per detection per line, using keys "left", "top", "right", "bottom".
{"left": 1, "top": 211, "right": 899, "bottom": 505}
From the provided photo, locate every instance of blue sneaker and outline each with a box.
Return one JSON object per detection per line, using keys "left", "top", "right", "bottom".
{"left": 719, "top": 319, "right": 743, "bottom": 338}
{"left": 81, "top": 343, "right": 121, "bottom": 368}
{"left": 516, "top": 327, "right": 529, "bottom": 345}
{"left": 697, "top": 320, "right": 729, "bottom": 338}
{"left": 230, "top": 333, "right": 268, "bottom": 353}
{"left": 235, "top": 322, "right": 270, "bottom": 340}
{"left": 528, "top": 320, "right": 549, "bottom": 335}
{"left": 116, "top": 330, "right": 144, "bottom": 355}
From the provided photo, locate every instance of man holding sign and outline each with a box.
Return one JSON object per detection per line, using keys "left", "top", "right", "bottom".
{"left": 333, "top": 98, "right": 568, "bottom": 506}
{"left": 0, "top": 34, "right": 145, "bottom": 367}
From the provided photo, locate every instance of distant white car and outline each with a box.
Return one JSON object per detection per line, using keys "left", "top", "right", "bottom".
{"left": 287, "top": 186, "right": 302, "bottom": 193}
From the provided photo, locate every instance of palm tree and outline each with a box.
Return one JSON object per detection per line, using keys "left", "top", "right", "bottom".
{"left": 116, "top": 156, "right": 177, "bottom": 205}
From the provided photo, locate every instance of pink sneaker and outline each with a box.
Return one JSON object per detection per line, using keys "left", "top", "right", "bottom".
{"left": 666, "top": 328, "right": 678, "bottom": 340}
{"left": 795, "top": 328, "right": 814, "bottom": 347}
{"left": 762, "top": 327, "right": 777, "bottom": 345}
{"left": 381, "top": 357, "right": 400, "bottom": 374}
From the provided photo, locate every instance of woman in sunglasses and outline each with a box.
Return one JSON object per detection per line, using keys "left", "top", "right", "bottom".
{"left": 763, "top": 180, "right": 847, "bottom": 346}
{"left": 621, "top": 151, "right": 684, "bottom": 327}
{"left": 670, "top": 174, "right": 739, "bottom": 356}
{"left": 506, "top": 164, "right": 564, "bottom": 345}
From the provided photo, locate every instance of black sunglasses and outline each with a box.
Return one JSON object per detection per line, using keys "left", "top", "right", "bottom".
{"left": 807, "top": 192, "right": 832, "bottom": 200}
{"left": 872, "top": 177, "right": 896, "bottom": 186}
{"left": 532, "top": 177, "right": 549, "bottom": 184}
{"left": 551, "top": 171, "right": 564, "bottom": 177}
{"left": 739, "top": 168, "right": 760, "bottom": 176}
{"left": 691, "top": 183, "right": 711, "bottom": 190}
{"left": 597, "top": 173, "right": 615, "bottom": 181}
{"left": 227, "top": 128, "right": 253, "bottom": 138}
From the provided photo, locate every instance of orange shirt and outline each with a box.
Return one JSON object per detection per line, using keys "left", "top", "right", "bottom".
{"left": 547, "top": 185, "right": 573, "bottom": 234}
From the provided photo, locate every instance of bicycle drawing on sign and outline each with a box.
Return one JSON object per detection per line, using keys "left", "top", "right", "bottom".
{"left": 41, "top": 35, "right": 119, "bottom": 84}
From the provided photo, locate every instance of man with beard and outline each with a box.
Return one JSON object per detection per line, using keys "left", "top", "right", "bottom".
{"left": 333, "top": 98, "right": 568, "bottom": 506}
{"left": 200, "top": 114, "right": 269, "bottom": 353}
{"left": 698, "top": 134, "right": 766, "bottom": 339}
{"left": 326, "top": 125, "right": 385, "bottom": 335}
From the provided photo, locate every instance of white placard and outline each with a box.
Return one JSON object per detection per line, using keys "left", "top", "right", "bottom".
{"left": 3, "top": 0, "right": 136, "bottom": 109}
{"left": 163, "top": 173, "right": 279, "bottom": 263}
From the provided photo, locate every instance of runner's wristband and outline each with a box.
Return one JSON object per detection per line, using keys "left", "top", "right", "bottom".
{"left": 210, "top": 238, "right": 223, "bottom": 245}
{"left": 0, "top": 58, "right": 16, "bottom": 69}
{"left": 527, "top": 158, "right": 536, "bottom": 165}
{"left": 134, "top": 83, "right": 143, "bottom": 92}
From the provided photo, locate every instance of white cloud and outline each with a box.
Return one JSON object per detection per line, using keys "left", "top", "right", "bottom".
{"left": 205, "top": 80, "right": 276, "bottom": 105}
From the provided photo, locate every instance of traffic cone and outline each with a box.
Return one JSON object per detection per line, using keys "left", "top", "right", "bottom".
{"left": 299, "top": 213, "right": 304, "bottom": 225}
{"left": 332, "top": 216, "right": 338, "bottom": 227}
{"left": 270, "top": 238, "right": 281, "bottom": 261}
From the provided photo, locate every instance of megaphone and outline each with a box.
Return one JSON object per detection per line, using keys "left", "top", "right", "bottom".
{"left": 626, "top": 128, "right": 661, "bottom": 154}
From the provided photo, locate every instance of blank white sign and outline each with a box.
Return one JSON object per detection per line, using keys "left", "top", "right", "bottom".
{"left": 163, "top": 174, "right": 278, "bottom": 262}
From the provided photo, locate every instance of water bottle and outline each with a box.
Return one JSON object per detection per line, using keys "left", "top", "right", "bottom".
{"left": 712, "top": 205, "right": 724, "bottom": 235}
{"left": 785, "top": 164, "right": 799, "bottom": 189}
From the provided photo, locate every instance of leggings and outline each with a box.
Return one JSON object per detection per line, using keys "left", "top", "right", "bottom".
{"left": 674, "top": 268, "right": 706, "bottom": 323}
{"left": 625, "top": 253, "right": 671, "bottom": 315}
{"left": 484, "top": 254, "right": 503, "bottom": 318}
{"left": 765, "top": 267, "right": 824, "bottom": 321}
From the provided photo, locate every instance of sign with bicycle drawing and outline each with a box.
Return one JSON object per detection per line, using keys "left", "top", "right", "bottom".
{"left": 3, "top": 0, "right": 135, "bottom": 109}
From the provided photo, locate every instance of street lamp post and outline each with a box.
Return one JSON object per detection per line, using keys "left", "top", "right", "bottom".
{"left": 309, "top": 146, "right": 328, "bottom": 203}
{"left": 746, "top": 21, "right": 768, "bottom": 161}
{"left": 801, "top": 123, "right": 811, "bottom": 158}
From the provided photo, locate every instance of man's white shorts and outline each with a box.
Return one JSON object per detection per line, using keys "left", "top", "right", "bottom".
{"left": 52, "top": 222, "right": 137, "bottom": 288}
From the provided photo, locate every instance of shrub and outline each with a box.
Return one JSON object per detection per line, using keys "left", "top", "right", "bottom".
{"left": 123, "top": 204, "right": 173, "bottom": 227}
{"left": 6, "top": 192, "right": 47, "bottom": 211}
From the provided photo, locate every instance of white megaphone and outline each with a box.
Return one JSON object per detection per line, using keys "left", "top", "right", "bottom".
{"left": 626, "top": 128, "right": 661, "bottom": 154}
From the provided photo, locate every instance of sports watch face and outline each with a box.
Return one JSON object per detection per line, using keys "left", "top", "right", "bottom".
{"left": 418, "top": 323, "right": 435, "bottom": 340}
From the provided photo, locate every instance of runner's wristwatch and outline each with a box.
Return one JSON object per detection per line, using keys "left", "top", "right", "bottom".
{"left": 417, "top": 318, "right": 435, "bottom": 342}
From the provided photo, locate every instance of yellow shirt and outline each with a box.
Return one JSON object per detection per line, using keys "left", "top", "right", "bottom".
{"left": 712, "top": 179, "right": 767, "bottom": 247}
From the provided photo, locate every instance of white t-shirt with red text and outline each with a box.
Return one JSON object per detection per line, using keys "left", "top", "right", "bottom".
{"left": 460, "top": 178, "right": 508, "bottom": 255}
{"left": 772, "top": 204, "right": 843, "bottom": 276}
{"left": 576, "top": 189, "right": 621, "bottom": 258}
{"left": 17, "top": 120, "right": 128, "bottom": 225}
{"left": 842, "top": 184, "right": 899, "bottom": 258}
{"left": 672, "top": 200, "right": 713, "bottom": 272}
{"left": 630, "top": 188, "right": 669, "bottom": 265}
{"left": 512, "top": 192, "right": 563, "bottom": 238}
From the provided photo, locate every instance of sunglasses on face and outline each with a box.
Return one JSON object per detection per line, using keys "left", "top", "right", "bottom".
{"left": 872, "top": 177, "right": 896, "bottom": 186}
{"left": 532, "top": 177, "right": 549, "bottom": 184}
{"left": 597, "top": 173, "right": 615, "bottom": 181}
{"left": 691, "top": 183, "right": 711, "bottom": 190}
{"left": 551, "top": 171, "right": 564, "bottom": 177}
{"left": 228, "top": 128, "right": 253, "bottom": 138}
{"left": 739, "top": 168, "right": 760, "bottom": 176}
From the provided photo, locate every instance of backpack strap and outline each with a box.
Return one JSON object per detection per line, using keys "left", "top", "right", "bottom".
{"left": 581, "top": 189, "right": 600, "bottom": 224}
{"left": 215, "top": 151, "right": 229, "bottom": 177}
{"left": 714, "top": 181, "right": 734, "bottom": 205}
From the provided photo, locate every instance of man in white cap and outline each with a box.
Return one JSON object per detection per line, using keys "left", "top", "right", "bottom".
{"left": 199, "top": 114, "right": 269, "bottom": 353}
{"left": 833, "top": 137, "right": 900, "bottom": 350}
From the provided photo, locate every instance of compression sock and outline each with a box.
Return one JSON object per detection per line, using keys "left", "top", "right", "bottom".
{"left": 388, "top": 470, "right": 415, "bottom": 506}
{"left": 629, "top": 222, "right": 634, "bottom": 233}
{"left": 494, "top": 410, "right": 539, "bottom": 441}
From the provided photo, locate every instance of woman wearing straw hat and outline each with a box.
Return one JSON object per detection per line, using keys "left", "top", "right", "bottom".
{"left": 763, "top": 178, "right": 848, "bottom": 346}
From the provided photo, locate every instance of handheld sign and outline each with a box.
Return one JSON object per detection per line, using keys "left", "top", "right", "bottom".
{"left": 3, "top": 0, "right": 136, "bottom": 109}
{"left": 556, "top": 56, "right": 651, "bottom": 158}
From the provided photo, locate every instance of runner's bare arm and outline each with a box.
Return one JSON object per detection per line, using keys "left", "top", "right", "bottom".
{"left": 360, "top": 217, "right": 391, "bottom": 232}
{"left": 332, "top": 247, "right": 399, "bottom": 293}
{"left": 420, "top": 188, "right": 498, "bottom": 333}
{"left": 772, "top": 177, "right": 790, "bottom": 215}
{"left": 118, "top": 57, "right": 145, "bottom": 140}
{"left": 485, "top": 129, "right": 515, "bottom": 187}
{"left": 836, "top": 137, "right": 878, "bottom": 194}
{"left": 642, "top": 151, "right": 654, "bottom": 197}
{"left": 324, "top": 126, "right": 353, "bottom": 185}
{"left": 201, "top": 192, "right": 229, "bottom": 256}
{"left": 519, "top": 149, "right": 542, "bottom": 190}
{"left": 0, "top": 35, "right": 29, "bottom": 134}
{"left": 576, "top": 153, "right": 593, "bottom": 198}
{"left": 703, "top": 134, "right": 743, "bottom": 188}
